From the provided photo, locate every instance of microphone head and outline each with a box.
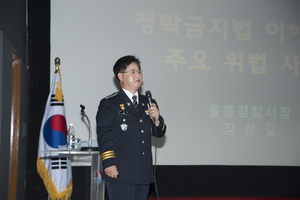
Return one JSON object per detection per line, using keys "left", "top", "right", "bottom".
{"left": 145, "top": 90, "right": 152, "bottom": 99}
{"left": 80, "top": 104, "right": 85, "bottom": 113}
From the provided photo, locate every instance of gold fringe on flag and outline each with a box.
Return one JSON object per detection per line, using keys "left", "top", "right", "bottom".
{"left": 37, "top": 155, "right": 73, "bottom": 200}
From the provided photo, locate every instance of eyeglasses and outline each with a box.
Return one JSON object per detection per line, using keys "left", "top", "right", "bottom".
{"left": 120, "top": 70, "right": 143, "bottom": 75}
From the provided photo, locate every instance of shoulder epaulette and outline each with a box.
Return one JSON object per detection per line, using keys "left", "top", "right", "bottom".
{"left": 105, "top": 92, "right": 118, "bottom": 99}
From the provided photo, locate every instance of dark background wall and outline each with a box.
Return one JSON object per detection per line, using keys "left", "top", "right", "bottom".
{"left": 0, "top": 0, "right": 27, "bottom": 199}
{"left": 0, "top": 0, "right": 299, "bottom": 199}
{"left": 25, "top": 0, "right": 51, "bottom": 199}
{"left": 0, "top": 0, "right": 50, "bottom": 199}
{"left": 0, "top": 31, "right": 13, "bottom": 200}
{"left": 0, "top": 0, "right": 27, "bottom": 61}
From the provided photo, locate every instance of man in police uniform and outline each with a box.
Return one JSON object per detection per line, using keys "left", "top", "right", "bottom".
{"left": 96, "top": 55, "right": 167, "bottom": 200}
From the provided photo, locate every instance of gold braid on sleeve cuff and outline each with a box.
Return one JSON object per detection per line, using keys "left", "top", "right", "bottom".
{"left": 100, "top": 151, "right": 115, "bottom": 161}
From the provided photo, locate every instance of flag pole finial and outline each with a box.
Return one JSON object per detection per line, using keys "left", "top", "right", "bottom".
{"left": 55, "top": 57, "right": 60, "bottom": 70}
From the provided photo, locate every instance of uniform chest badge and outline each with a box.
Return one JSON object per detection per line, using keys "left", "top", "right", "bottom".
{"left": 120, "top": 123, "right": 128, "bottom": 131}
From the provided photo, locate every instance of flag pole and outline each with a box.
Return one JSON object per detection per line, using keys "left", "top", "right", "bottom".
{"left": 54, "top": 57, "right": 72, "bottom": 200}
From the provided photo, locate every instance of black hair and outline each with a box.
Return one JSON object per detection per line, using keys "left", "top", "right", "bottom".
{"left": 113, "top": 55, "right": 141, "bottom": 82}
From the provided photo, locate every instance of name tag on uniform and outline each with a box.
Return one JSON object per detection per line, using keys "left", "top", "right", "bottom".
{"left": 118, "top": 110, "right": 129, "bottom": 115}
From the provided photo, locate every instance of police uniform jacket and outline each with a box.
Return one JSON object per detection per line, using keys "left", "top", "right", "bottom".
{"left": 96, "top": 89, "right": 166, "bottom": 184}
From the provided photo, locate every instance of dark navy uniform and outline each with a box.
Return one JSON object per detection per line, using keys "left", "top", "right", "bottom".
{"left": 96, "top": 89, "right": 166, "bottom": 184}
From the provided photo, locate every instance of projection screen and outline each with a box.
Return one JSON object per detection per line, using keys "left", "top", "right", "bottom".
{"left": 51, "top": 0, "right": 300, "bottom": 166}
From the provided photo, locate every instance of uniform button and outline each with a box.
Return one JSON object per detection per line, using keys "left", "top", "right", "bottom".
{"left": 140, "top": 119, "right": 143, "bottom": 123}
{"left": 142, "top": 141, "right": 145, "bottom": 144}
{"left": 142, "top": 152, "right": 145, "bottom": 155}
{"left": 141, "top": 130, "right": 144, "bottom": 133}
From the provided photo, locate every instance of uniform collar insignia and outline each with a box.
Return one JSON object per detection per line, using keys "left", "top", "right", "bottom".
{"left": 120, "top": 104, "right": 125, "bottom": 110}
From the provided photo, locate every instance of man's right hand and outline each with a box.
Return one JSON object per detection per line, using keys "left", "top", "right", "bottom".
{"left": 104, "top": 165, "right": 119, "bottom": 178}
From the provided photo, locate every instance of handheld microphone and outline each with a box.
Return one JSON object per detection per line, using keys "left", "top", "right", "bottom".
{"left": 145, "top": 90, "right": 156, "bottom": 122}
{"left": 145, "top": 90, "right": 153, "bottom": 107}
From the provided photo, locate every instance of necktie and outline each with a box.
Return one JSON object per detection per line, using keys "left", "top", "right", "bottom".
{"left": 132, "top": 95, "right": 138, "bottom": 110}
